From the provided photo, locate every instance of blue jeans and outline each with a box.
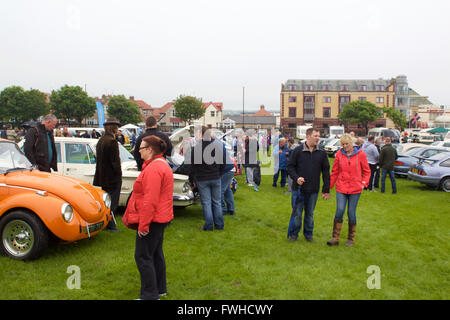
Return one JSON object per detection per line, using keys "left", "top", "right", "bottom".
{"left": 381, "top": 169, "right": 397, "bottom": 193}
{"left": 287, "top": 190, "right": 318, "bottom": 240}
{"left": 335, "top": 192, "right": 361, "bottom": 224}
{"left": 196, "top": 178, "right": 224, "bottom": 231}
{"left": 220, "top": 171, "right": 235, "bottom": 214}
{"left": 273, "top": 168, "right": 287, "bottom": 187}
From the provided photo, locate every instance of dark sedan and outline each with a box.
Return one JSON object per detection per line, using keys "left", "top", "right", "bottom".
{"left": 394, "top": 147, "right": 449, "bottom": 177}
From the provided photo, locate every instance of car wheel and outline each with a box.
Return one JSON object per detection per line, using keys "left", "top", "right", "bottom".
{"left": 0, "top": 210, "right": 49, "bottom": 260}
{"left": 440, "top": 177, "right": 450, "bottom": 193}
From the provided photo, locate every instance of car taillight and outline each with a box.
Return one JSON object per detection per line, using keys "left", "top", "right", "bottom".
{"left": 420, "top": 170, "right": 427, "bottom": 176}
{"left": 394, "top": 161, "right": 404, "bottom": 166}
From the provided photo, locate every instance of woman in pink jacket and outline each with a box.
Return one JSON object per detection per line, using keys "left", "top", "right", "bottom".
{"left": 327, "top": 134, "right": 370, "bottom": 247}
{"left": 123, "top": 135, "right": 174, "bottom": 300}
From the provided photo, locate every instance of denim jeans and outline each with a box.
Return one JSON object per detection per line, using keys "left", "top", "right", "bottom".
{"left": 381, "top": 169, "right": 397, "bottom": 193}
{"left": 273, "top": 168, "right": 287, "bottom": 187}
{"left": 220, "top": 171, "right": 235, "bottom": 214}
{"left": 287, "top": 191, "right": 318, "bottom": 240}
{"left": 196, "top": 178, "right": 224, "bottom": 230}
{"left": 335, "top": 192, "right": 361, "bottom": 224}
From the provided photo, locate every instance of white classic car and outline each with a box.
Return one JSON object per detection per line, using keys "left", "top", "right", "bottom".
{"left": 19, "top": 137, "right": 195, "bottom": 208}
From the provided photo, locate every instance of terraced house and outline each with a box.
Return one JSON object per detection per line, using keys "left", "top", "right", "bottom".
{"left": 280, "top": 75, "right": 413, "bottom": 135}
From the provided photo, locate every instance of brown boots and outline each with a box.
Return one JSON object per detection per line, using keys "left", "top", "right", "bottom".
{"left": 327, "top": 219, "right": 343, "bottom": 246}
{"left": 327, "top": 219, "right": 356, "bottom": 247}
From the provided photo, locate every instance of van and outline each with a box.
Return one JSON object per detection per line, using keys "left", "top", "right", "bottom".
{"left": 329, "top": 126, "right": 344, "bottom": 138}
{"left": 367, "top": 127, "right": 400, "bottom": 143}
{"left": 296, "top": 124, "right": 313, "bottom": 140}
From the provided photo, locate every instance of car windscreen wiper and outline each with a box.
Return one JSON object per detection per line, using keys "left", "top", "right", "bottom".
{"left": 3, "top": 167, "right": 28, "bottom": 175}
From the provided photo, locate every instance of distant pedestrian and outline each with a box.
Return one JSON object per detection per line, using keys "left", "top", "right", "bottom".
{"left": 362, "top": 136, "right": 379, "bottom": 191}
{"left": 122, "top": 135, "right": 173, "bottom": 300}
{"left": 327, "top": 134, "right": 370, "bottom": 247}
{"left": 286, "top": 128, "right": 330, "bottom": 242}
{"left": 93, "top": 117, "right": 123, "bottom": 232}
{"left": 272, "top": 138, "right": 289, "bottom": 188}
{"left": 91, "top": 129, "right": 101, "bottom": 139}
{"left": 379, "top": 137, "right": 398, "bottom": 194}
{"left": 243, "top": 134, "right": 259, "bottom": 186}
{"left": 23, "top": 114, "right": 58, "bottom": 173}
{"left": 6, "top": 124, "right": 20, "bottom": 143}
{"left": 373, "top": 138, "right": 382, "bottom": 188}
{"left": 220, "top": 143, "right": 237, "bottom": 215}
{"left": 116, "top": 130, "right": 125, "bottom": 145}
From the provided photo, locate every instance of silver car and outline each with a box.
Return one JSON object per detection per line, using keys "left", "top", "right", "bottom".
{"left": 408, "top": 152, "right": 450, "bottom": 192}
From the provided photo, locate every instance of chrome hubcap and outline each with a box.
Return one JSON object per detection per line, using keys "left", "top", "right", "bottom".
{"left": 2, "top": 220, "right": 34, "bottom": 257}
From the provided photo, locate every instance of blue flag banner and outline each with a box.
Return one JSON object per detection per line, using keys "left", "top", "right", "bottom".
{"left": 96, "top": 101, "right": 105, "bottom": 128}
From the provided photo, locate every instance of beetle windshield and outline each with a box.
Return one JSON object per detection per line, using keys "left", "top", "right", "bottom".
{"left": 0, "top": 141, "right": 32, "bottom": 173}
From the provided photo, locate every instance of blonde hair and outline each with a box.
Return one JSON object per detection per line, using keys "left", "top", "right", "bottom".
{"left": 340, "top": 133, "right": 353, "bottom": 146}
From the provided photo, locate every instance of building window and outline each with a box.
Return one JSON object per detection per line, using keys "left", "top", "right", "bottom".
{"left": 288, "top": 96, "right": 297, "bottom": 103}
{"left": 358, "top": 97, "right": 367, "bottom": 102}
{"left": 321, "top": 84, "right": 331, "bottom": 91}
{"left": 376, "top": 85, "right": 385, "bottom": 91}
{"left": 323, "top": 96, "right": 331, "bottom": 103}
{"left": 289, "top": 107, "right": 296, "bottom": 118}
{"left": 287, "top": 84, "right": 297, "bottom": 91}
{"left": 288, "top": 123, "right": 296, "bottom": 128}
{"left": 376, "top": 97, "right": 385, "bottom": 103}
{"left": 211, "top": 111, "right": 215, "bottom": 117}
{"left": 323, "top": 107, "right": 331, "bottom": 118}
{"left": 360, "top": 84, "right": 367, "bottom": 91}
{"left": 340, "top": 85, "right": 349, "bottom": 91}
{"left": 304, "top": 85, "right": 314, "bottom": 91}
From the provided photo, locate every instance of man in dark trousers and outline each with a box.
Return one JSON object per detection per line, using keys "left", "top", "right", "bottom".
{"left": 379, "top": 137, "right": 398, "bottom": 194}
{"left": 24, "top": 114, "right": 58, "bottom": 173}
{"left": 286, "top": 128, "right": 330, "bottom": 242}
{"left": 133, "top": 116, "right": 172, "bottom": 171}
{"left": 94, "top": 118, "right": 123, "bottom": 232}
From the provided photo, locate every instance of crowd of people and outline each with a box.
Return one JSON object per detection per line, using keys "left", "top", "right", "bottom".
{"left": 13, "top": 114, "right": 400, "bottom": 300}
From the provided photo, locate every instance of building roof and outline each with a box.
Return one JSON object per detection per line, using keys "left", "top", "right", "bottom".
{"left": 408, "top": 88, "right": 434, "bottom": 106}
{"left": 252, "top": 105, "right": 272, "bottom": 117}
{"left": 134, "top": 100, "right": 152, "bottom": 110}
{"left": 227, "top": 115, "right": 276, "bottom": 125}
{"left": 283, "top": 79, "right": 392, "bottom": 92}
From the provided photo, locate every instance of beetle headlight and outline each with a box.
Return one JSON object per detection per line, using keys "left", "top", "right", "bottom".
{"left": 103, "top": 193, "right": 111, "bottom": 209}
{"left": 182, "top": 182, "right": 190, "bottom": 193}
{"left": 61, "top": 203, "right": 73, "bottom": 223}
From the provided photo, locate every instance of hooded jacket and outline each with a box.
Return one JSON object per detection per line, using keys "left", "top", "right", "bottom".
{"left": 330, "top": 146, "right": 371, "bottom": 194}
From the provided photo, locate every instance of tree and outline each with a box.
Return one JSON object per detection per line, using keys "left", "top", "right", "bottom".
{"left": 383, "top": 107, "right": 408, "bottom": 130}
{"left": 106, "top": 95, "right": 142, "bottom": 125}
{"left": 50, "top": 85, "right": 96, "bottom": 125}
{"left": 0, "top": 86, "right": 49, "bottom": 124}
{"left": 173, "top": 95, "right": 205, "bottom": 125}
{"left": 338, "top": 101, "right": 382, "bottom": 135}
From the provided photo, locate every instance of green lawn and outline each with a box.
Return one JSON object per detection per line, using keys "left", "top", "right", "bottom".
{"left": 0, "top": 162, "right": 449, "bottom": 300}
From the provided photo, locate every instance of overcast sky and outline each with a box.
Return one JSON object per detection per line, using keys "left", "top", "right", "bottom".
{"left": 1, "top": 0, "right": 449, "bottom": 111}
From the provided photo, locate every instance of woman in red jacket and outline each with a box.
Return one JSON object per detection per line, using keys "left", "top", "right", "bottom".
{"left": 327, "top": 134, "right": 370, "bottom": 247}
{"left": 123, "top": 135, "right": 174, "bottom": 300}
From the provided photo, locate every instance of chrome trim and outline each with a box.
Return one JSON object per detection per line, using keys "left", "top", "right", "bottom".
{"left": 0, "top": 183, "right": 47, "bottom": 194}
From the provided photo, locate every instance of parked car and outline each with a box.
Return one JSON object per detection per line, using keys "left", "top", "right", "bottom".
{"left": 0, "top": 139, "right": 112, "bottom": 260}
{"left": 394, "top": 143, "right": 426, "bottom": 154}
{"left": 394, "top": 147, "right": 450, "bottom": 177}
{"left": 408, "top": 152, "right": 450, "bottom": 192}
{"left": 324, "top": 138, "right": 341, "bottom": 157}
{"left": 430, "top": 140, "right": 450, "bottom": 150}
{"left": 318, "top": 138, "right": 335, "bottom": 151}
{"left": 19, "top": 137, "right": 195, "bottom": 208}
{"left": 367, "top": 127, "right": 400, "bottom": 143}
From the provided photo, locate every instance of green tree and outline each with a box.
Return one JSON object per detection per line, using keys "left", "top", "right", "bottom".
{"left": 173, "top": 95, "right": 205, "bottom": 125}
{"left": 0, "top": 86, "right": 49, "bottom": 125}
{"left": 338, "top": 101, "right": 382, "bottom": 135}
{"left": 383, "top": 106, "right": 408, "bottom": 130}
{"left": 50, "top": 85, "right": 96, "bottom": 125}
{"left": 106, "top": 95, "right": 142, "bottom": 125}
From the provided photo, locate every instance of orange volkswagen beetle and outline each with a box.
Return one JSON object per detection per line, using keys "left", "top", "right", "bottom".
{"left": 0, "top": 139, "right": 113, "bottom": 260}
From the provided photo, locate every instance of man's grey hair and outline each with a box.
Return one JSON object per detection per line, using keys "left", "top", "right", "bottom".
{"left": 43, "top": 114, "right": 57, "bottom": 122}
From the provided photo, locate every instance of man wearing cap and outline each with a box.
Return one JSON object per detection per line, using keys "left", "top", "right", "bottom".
{"left": 94, "top": 118, "right": 122, "bottom": 232}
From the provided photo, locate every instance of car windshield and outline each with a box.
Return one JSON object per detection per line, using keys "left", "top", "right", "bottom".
{"left": 382, "top": 130, "right": 397, "bottom": 138}
{"left": 405, "top": 147, "right": 425, "bottom": 156}
{"left": 422, "top": 152, "right": 450, "bottom": 165}
{"left": 118, "top": 144, "right": 135, "bottom": 162}
{"left": 0, "top": 141, "right": 32, "bottom": 173}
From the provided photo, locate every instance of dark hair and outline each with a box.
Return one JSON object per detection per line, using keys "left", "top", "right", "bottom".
{"left": 145, "top": 116, "right": 157, "bottom": 128}
{"left": 368, "top": 135, "right": 375, "bottom": 142}
{"left": 306, "top": 128, "right": 318, "bottom": 137}
{"left": 142, "top": 135, "right": 166, "bottom": 155}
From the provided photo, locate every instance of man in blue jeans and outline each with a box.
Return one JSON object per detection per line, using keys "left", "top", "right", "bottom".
{"left": 186, "top": 126, "right": 226, "bottom": 231}
{"left": 379, "top": 137, "right": 398, "bottom": 194}
{"left": 272, "top": 138, "right": 289, "bottom": 188}
{"left": 286, "top": 128, "right": 330, "bottom": 242}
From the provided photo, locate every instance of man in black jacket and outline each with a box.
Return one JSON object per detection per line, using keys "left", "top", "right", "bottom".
{"left": 286, "top": 128, "right": 330, "bottom": 242}
{"left": 24, "top": 114, "right": 58, "bottom": 172}
{"left": 94, "top": 117, "right": 122, "bottom": 232}
{"left": 133, "top": 116, "right": 172, "bottom": 171}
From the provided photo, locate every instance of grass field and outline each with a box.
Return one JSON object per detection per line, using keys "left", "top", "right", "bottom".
{"left": 0, "top": 161, "right": 449, "bottom": 300}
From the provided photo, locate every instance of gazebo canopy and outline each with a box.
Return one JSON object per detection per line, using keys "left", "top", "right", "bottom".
{"left": 427, "top": 127, "right": 449, "bottom": 133}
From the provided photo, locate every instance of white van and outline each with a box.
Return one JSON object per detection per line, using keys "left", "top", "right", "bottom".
{"left": 296, "top": 124, "right": 313, "bottom": 140}
{"left": 367, "top": 127, "right": 400, "bottom": 143}
{"left": 329, "top": 126, "right": 344, "bottom": 138}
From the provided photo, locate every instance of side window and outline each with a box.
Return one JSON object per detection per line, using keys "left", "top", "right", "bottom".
{"left": 439, "top": 159, "right": 450, "bottom": 167}
{"left": 55, "top": 143, "right": 62, "bottom": 163}
{"left": 65, "top": 144, "right": 90, "bottom": 164}
{"left": 422, "top": 150, "right": 438, "bottom": 158}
